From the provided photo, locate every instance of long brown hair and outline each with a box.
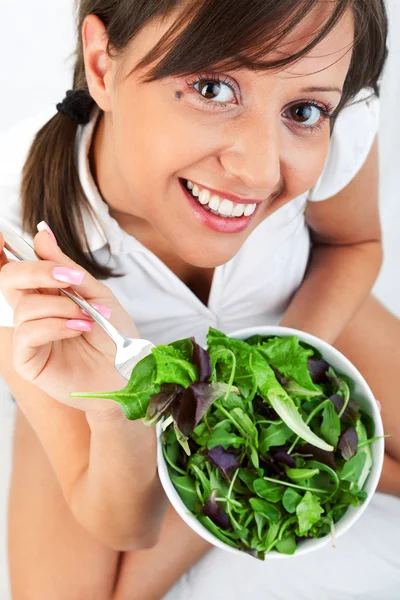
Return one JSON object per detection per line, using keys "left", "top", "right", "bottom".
{"left": 21, "top": 0, "right": 389, "bottom": 279}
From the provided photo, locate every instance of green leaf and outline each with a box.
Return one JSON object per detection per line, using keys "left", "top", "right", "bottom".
{"left": 253, "top": 479, "right": 284, "bottom": 503}
{"left": 296, "top": 491, "right": 324, "bottom": 535}
{"left": 249, "top": 498, "right": 281, "bottom": 522}
{"left": 253, "top": 353, "right": 333, "bottom": 452}
{"left": 254, "top": 512, "right": 266, "bottom": 540}
{"left": 190, "top": 464, "right": 211, "bottom": 501}
{"left": 285, "top": 467, "right": 320, "bottom": 482}
{"left": 206, "top": 428, "right": 244, "bottom": 450}
{"left": 340, "top": 451, "right": 368, "bottom": 484}
{"left": 276, "top": 534, "right": 297, "bottom": 555}
{"left": 355, "top": 420, "right": 373, "bottom": 489}
{"left": 261, "top": 521, "right": 280, "bottom": 551}
{"left": 258, "top": 336, "right": 319, "bottom": 391}
{"left": 197, "top": 514, "right": 238, "bottom": 548}
{"left": 169, "top": 472, "right": 200, "bottom": 512}
{"left": 152, "top": 345, "right": 198, "bottom": 388}
{"left": 321, "top": 402, "right": 341, "bottom": 447}
{"left": 237, "top": 469, "right": 257, "bottom": 492}
{"left": 282, "top": 488, "right": 302, "bottom": 513}
{"left": 259, "top": 422, "right": 293, "bottom": 454}
{"left": 70, "top": 353, "right": 159, "bottom": 420}
{"left": 230, "top": 408, "right": 259, "bottom": 446}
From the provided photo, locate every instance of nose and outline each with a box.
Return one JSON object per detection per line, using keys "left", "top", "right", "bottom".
{"left": 219, "top": 116, "right": 281, "bottom": 193}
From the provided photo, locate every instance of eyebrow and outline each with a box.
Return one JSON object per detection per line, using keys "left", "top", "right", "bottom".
{"left": 300, "top": 86, "right": 342, "bottom": 95}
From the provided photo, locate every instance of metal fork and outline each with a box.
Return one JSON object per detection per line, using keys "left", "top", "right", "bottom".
{"left": 0, "top": 219, "right": 154, "bottom": 380}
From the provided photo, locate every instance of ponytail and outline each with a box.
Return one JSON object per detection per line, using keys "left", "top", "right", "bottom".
{"left": 21, "top": 109, "right": 122, "bottom": 280}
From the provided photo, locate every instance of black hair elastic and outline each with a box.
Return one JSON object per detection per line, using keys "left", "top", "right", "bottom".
{"left": 56, "top": 89, "right": 95, "bottom": 125}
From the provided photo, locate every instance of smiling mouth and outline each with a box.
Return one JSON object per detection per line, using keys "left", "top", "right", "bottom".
{"left": 180, "top": 178, "right": 258, "bottom": 218}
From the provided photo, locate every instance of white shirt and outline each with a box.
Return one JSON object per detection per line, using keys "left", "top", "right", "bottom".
{"left": 0, "top": 89, "right": 380, "bottom": 349}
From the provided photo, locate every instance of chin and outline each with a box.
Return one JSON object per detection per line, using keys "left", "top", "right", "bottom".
{"left": 174, "top": 239, "right": 238, "bottom": 269}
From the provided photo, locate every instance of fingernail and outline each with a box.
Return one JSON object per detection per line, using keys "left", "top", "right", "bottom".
{"left": 376, "top": 400, "right": 382, "bottom": 412}
{"left": 66, "top": 319, "right": 93, "bottom": 332}
{"left": 81, "top": 303, "right": 112, "bottom": 320}
{"left": 52, "top": 266, "right": 85, "bottom": 285}
{"left": 37, "top": 221, "right": 57, "bottom": 244}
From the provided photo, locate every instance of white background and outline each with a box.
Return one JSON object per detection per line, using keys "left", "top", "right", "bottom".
{"left": 0, "top": 1, "right": 399, "bottom": 599}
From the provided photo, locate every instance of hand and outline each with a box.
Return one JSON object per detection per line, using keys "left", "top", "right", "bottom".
{"left": 0, "top": 227, "right": 138, "bottom": 417}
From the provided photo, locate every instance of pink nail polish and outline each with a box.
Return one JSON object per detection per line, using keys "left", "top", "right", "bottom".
{"left": 66, "top": 319, "right": 93, "bottom": 332}
{"left": 376, "top": 400, "right": 382, "bottom": 412}
{"left": 37, "top": 221, "right": 57, "bottom": 244}
{"left": 52, "top": 266, "right": 85, "bottom": 285}
{"left": 81, "top": 303, "right": 112, "bottom": 320}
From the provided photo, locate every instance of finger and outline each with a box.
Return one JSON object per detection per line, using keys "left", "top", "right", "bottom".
{"left": 12, "top": 293, "right": 112, "bottom": 328}
{"left": 33, "top": 229, "right": 110, "bottom": 298}
{"left": 13, "top": 317, "right": 93, "bottom": 374}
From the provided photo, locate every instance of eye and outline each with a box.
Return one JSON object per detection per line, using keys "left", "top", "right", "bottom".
{"left": 286, "top": 103, "right": 323, "bottom": 126}
{"left": 184, "top": 73, "right": 239, "bottom": 108}
{"left": 193, "top": 79, "right": 235, "bottom": 103}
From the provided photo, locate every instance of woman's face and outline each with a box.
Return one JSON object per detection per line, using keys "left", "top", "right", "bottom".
{"left": 85, "top": 4, "right": 354, "bottom": 267}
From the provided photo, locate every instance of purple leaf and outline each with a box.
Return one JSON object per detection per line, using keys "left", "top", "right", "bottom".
{"left": 191, "top": 337, "right": 212, "bottom": 382}
{"left": 201, "top": 489, "right": 230, "bottom": 529}
{"left": 144, "top": 383, "right": 184, "bottom": 425}
{"left": 330, "top": 395, "right": 361, "bottom": 425}
{"left": 295, "top": 443, "right": 336, "bottom": 469}
{"left": 271, "top": 451, "right": 297, "bottom": 468}
{"left": 207, "top": 445, "right": 241, "bottom": 479}
{"left": 338, "top": 427, "right": 358, "bottom": 461}
{"left": 177, "top": 382, "right": 229, "bottom": 437}
{"left": 307, "top": 358, "right": 330, "bottom": 384}
{"left": 259, "top": 456, "right": 285, "bottom": 477}
{"left": 255, "top": 395, "right": 280, "bottom": 420}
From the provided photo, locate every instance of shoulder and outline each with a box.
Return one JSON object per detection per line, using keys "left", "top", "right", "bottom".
{"left": 0, "top": 107, "right": 57, "bottom": 232}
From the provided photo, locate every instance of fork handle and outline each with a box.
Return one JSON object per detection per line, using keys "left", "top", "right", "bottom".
{"left": 59, "top": 287, "right": 129, "bottom": 348}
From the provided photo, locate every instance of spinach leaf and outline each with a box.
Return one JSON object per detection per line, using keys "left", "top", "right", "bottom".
{"left": 206, "top": 428, "right": 244, "bottom": 450}
{"left": 276, "top": 534, "right": 297, "bottom": 555}
{"left": 197, "top": 514, "right": 238, "bottom": 548}
{"left": 282, "top": 488, "right": 302, "bottom": 513}
{"left": 169, "top": 472, "right": 200, "bottom": 512}
{"left": 70, "top": 353, "right": 159, "bottom": 419}
{"left": 249, "top": 498, "right": 281, "bottom": 522}
{"left": 253, "top": 478, "right": 284, "bottom": 503}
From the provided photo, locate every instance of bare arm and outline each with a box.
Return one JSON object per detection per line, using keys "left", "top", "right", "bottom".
{"left": 280, "top": 137, "right": 383, "bottom": 344}
{"left": 0, "top": 326, "right": 168, "bottom": 551}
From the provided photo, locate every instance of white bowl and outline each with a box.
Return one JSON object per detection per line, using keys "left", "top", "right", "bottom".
{"left": 156, "top": 326, "right": 384, "bottom": 559}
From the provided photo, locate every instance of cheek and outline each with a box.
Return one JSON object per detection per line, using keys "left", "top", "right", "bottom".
{"left": 281, "top": 133, "right": 330, "bottom": 197}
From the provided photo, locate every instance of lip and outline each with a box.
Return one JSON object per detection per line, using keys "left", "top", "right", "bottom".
{"left": 180, "top": 179, "right": 257, "bottom": 234}
{"left": 182, "top": 179, "right": 263, "bottom": 205}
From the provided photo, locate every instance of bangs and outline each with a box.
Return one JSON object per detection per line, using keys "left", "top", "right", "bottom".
{"left": 134, "top": 0, "right": 352, "bottom": 81}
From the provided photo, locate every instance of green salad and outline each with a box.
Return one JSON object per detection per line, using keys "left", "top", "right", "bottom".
{"left": 71, "top": 328, "right": 383, "bottom": 559}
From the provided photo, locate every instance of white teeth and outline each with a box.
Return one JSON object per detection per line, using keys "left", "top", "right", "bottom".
{"left": 208, "top": 195, "right": 221, "bottom": 211}
{"left": 185, "top": 180, "right": 258, "bottom": 218}
{"left": 232, "top": 203, "right": 245, "bottom": 217}
{"left": 244, "top": 203, "right": 256, "bottom": 216}
{"left": 198, "top": 189, "right": 211, "bottom": 205}
{"left": 218, "top": 199, "right": 234, "bottom": 216}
